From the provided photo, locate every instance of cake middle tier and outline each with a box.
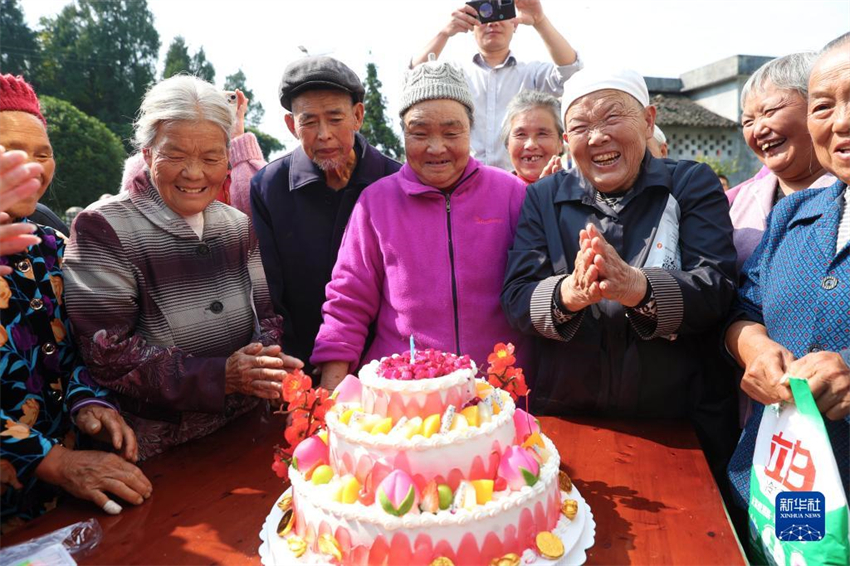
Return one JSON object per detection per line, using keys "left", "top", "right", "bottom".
{"left": 326, "top": 392, "right": 516, "bottom": 489}
{"left": 357, "top": 359, "right": 478, "bottom": 421}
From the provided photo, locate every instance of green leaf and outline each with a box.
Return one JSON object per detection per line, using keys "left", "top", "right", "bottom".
{"left": 521, "top": 467, "right": 538, "bottom": 488}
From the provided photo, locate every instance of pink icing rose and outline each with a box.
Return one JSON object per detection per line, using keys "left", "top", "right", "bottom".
{"left": 512, "top": 408, "right": 540, "bottom": 441}
{"left": 291, "top": 435, "right": 329, "bottom": 473}
{"left": 377, "top": 469, "right": 420, "bottom": 516}
{"left": 333, "top": 374, "right": 363, "bottom": 404}
{"left": 498, "top": 446, "right": 539, "bottom": 490}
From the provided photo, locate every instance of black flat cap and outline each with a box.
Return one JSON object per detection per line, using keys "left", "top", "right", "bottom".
{"left": 278, "top": 56, "right": 365, "bottom": 111}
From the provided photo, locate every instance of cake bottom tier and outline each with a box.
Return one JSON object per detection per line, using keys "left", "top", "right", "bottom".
{"left": 260, "top": 486, "right": 595, "bottom": 566}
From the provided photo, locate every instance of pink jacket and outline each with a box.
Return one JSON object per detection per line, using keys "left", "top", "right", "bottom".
{"left": 727, "top": 170, "right": 836, "bottom": 270}
{"left": 311, "top": 158, "right": 528, "bottom": 371}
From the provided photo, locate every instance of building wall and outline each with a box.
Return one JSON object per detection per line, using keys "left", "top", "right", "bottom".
{"left": 686, "top": 77, "right": 749, "bottom": 123}
{"left": 664, "top": 125, "right": 761, "bottom": 186}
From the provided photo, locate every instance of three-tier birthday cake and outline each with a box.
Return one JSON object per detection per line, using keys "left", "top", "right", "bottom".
{"left": 259, "top": 349, "right": 594, "bottom": 565}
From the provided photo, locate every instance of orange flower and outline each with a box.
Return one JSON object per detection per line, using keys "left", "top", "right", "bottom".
{"left": 282, "top": 370, "right": 311, "bottom": 404}
{"left": 49, "top": 275, "right": 63, "bottom": 305}
{"left": 487, "top": 342, "right": 516, "bottom": 371}
{"left": 0, "top": 279, "right": 10, "bottom": 309}
{"left": 51, "top": 319, "right": 66, "bottom": 343}
{"left": 0, "top": 325, "right": 6, "bottom": 349}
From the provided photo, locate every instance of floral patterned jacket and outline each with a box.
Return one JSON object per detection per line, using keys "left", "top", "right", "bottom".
{"left": 0, "top": 223, "right": 114, "bottom": 524}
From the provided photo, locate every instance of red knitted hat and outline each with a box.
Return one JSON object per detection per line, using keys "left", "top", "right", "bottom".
{"left": 0, "top": 74, "right": 46, "bottom": 125}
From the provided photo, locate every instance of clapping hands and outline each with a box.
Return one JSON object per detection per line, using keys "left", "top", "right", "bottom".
{"left": 559, "top": 224, "right": 648, "bottom": 311}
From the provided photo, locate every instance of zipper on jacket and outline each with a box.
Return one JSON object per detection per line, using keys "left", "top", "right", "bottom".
{"left": 444, "top": 193, "right": 461, "bottom": 355}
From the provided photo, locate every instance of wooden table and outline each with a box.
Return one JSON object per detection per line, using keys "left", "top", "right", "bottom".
{"left": 2, "top": 408, "right": 746, "bottom": 565}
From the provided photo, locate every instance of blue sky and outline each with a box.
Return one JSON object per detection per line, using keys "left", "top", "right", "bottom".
{"left": 22, "top": 0, "right": 850, "bottom": 153}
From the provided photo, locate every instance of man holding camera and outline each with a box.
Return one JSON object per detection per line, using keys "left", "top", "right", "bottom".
{"left": 411, "top": 0, "right": 581, "bottom": 171}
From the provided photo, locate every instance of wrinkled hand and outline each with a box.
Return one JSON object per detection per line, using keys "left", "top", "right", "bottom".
{"left": 584, "top": 224, "right": 647, "bottom": 307}
{"left": 539, "top": 154, "right": 563, "bottom": 179}
{"left": 741, "top": 339, "right": 795, "bottom": 406}
{"left": 230, "top": 89, "right": 248, "bottom": 139}
{"left": 1, "top": 147, "right": 44, "bottom": 274}
{"left": 443, "top": 5, "right": 479, "bottom": 36}
{"left": 36, "top": 446, "right": 152, "bottom": 513}
{"left": 787, "top": 352, "right": 850, "bottom": 420}
{"left": 515, "top": 0, "right": 545, "bottom": 26}
{"left": 559, "top": 232, "right": 602, "bottom": 311}
{"left": 76, "top": 405, "right": 138, "bottom": 463}
{"left": 225, "top": 342, "right": 304, "bottom": 400}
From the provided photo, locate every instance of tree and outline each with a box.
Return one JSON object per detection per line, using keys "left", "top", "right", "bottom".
{"left": 246, "top": 126, "right": 284, "bottom": 161}
{"left": 162, "top": 36, "right": 191, "bottom": 79}
{"left": 190, "top": 47, "right": 215, "bottom": 83}
{"left": 224, "top": 69, "right": 265, "bottom": 128}
{"left": 0, "top": 0, "right": 41, "bottom": 78}
{"left": 36, "top": 0, "right": 160, "bottom": 148}
{"left": 360, "top": 62, "right": 403, "bottom": 160}
{"left": 39, "top": 95, "right": 126, "bottom": 212}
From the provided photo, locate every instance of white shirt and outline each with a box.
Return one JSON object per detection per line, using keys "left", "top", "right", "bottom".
{"left": 461, "top": 50, "right": 582, "bottom": 171}
{"left": 184, "top": 212, "right": 204, "bottom": 239}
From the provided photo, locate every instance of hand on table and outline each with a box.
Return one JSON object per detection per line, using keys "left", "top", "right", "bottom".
{"left": 76, "top": 405, "right": 139, "bottom": 463}
{"left": 786, "top": 351, "right": 850, "bottom": 420}
{"left": 36, "top": 446, "right": 152, "bottom": 515}
{"left": 225, "top": 342, "right": 303, "bottom": 400}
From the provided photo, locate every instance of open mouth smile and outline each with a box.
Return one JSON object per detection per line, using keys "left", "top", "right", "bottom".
{"left": 591, "top": 152, "right": 621, "bottom": 167}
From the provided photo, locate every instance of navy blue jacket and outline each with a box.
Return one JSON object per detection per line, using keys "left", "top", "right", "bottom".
{"left": 250, "top": 134, "right": 400, "bottom": 376}
{"left": 502, "top": 153, "right": 738, "bottom": 419}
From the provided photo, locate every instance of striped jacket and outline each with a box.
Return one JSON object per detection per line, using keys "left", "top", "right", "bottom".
{"left": 63, "top": 163, "right": 284, "bottom": 459}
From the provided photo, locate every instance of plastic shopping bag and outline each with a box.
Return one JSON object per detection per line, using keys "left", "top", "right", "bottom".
{"left": 747, "top": 377, "right": 850, "bottom": 565}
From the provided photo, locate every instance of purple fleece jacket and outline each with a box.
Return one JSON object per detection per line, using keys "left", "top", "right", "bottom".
{"left": 311, "top": 157, "right": 528, "bottom": 371}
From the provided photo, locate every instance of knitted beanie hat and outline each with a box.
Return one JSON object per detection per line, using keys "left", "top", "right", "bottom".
{"left": 399, "top": 55, "right": 474, "bottom": 117}
{"left": 0, "top": 74, "right": 46, "bottom": 125}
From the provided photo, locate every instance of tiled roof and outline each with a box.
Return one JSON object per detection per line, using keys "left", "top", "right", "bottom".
{"left": 652, "top": 94, "right": 739, "bottom": 129}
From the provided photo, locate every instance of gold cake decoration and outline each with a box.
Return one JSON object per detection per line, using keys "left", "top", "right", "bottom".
{"left": 535, "top": 531, "right": 565, "bottom": 559}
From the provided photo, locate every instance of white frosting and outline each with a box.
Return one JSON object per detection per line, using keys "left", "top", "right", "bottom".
{"left": 358, "top": 358, "right": 477, "bottom": 393}
{"left": 290, "top": 433, "right": 560, "bottom": 534}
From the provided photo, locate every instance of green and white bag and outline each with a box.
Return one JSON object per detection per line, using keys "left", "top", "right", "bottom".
{"left": 748, "top": 377, "right": 850, "bottom": 565}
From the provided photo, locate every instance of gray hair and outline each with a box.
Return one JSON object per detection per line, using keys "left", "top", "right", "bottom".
{"left": 740, "top": 52, "right": 818, "bottom": 108}
{"left": 133, "top": 74, "right": 234, "bottom": 151}
{"left": 400, "top": 103, "right": 475, "bottom": 132}
{"left": 822, "top": 32, "right": 850, "bottom": 53}
{"left": 500, "top": 90, "right": 564, "bottom": 147}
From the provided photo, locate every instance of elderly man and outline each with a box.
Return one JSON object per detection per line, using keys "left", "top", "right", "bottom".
{"left": 411, "top": 0, "right": 581, "bottom": 171}
{"left": 251, "top": 57, "right": 401, "bottom": 379}
{"left": 501, "top": 68, "right": 738, "bottom": 465}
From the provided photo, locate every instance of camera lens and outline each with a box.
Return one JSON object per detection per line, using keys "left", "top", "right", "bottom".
{"left": 479, "top": 2, "right": 493, "bottom": 18}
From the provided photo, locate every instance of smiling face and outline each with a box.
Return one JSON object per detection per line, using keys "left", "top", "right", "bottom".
{"left": 507, "top": 106, "right": 562, "bottom": 183}
{"left": 403, "top": 99, "right": 471, "bottom": 190}
{"left": 143, "top": 120, "right": 228, "bottom": 217}
{"left": 473, "top": 20, "right": 517, "bottom": 55}
{"left": 807, "top": 43, "right": 850, "bottom": 183}
{"left": 741, "top": 80, "right": 816, "bottom": 182}
{"left": 565, "top": 90, "right": 654, "bottom": 194}
{"left": 285, "top": 89, "right": 364, "bottom": 172}
{"left": 0, "top": 111, "right": 55, "bottom": 218}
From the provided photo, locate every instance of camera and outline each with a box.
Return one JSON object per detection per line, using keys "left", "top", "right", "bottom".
{"left": 223, "top": 91, "right": 238, "bottom": 105}
{"left": 466, "top": 0, "right": 516, "bottom": 23}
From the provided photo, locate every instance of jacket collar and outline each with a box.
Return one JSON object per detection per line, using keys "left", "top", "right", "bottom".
{"left": 289, "top": 132, "right": 376, "bottom": 191}
{"left": 397, "top": 157, "right": 482, "bottom": 197}
{"left": 472, "top": 51, "right": 517, "bottom": 70}
{"left": 554, "top": 150, "right": 670, "bottom": 206}
{"left": 128, "top": 174, "right": 230, "bottom": 241}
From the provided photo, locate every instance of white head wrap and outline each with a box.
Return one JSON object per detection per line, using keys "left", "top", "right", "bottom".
{"left": 653, "top": 125, "right": 667, "bottom": 145}
{"left": 560, "top": 68, "right": 650, "bottom": 119}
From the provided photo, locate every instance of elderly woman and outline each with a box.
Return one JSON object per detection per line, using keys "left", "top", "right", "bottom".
{"left": 63, "top": 76, "right": 301, "bottom": 460}
{"left": 727, "top": 53, "right": 835, "bottom": 270}
{"left": 0, "top": 75, "right": 150, "bottom": 528}
{"left": 726, "top": 34, "right": 850, "bottom": 518}
{"left": 312, "top": 60, "right": 527, "bottom": 389}
{"left": 502, "top": 68, "right": 739, "bottom": 463}
{"left": 501, "top": 90, "right": 565, "bottom": 185}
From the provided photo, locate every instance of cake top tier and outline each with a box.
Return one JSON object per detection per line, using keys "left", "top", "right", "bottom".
{"left": 377, "top": 349, "right": 473, "bottom": 381}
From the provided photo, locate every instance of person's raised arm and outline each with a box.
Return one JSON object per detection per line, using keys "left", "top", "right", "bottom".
{"left": 516, "top": 0, "right": 577, "bottom": 66}
{"left": 410, "top": 4, "right": 480, "bottom": 67}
